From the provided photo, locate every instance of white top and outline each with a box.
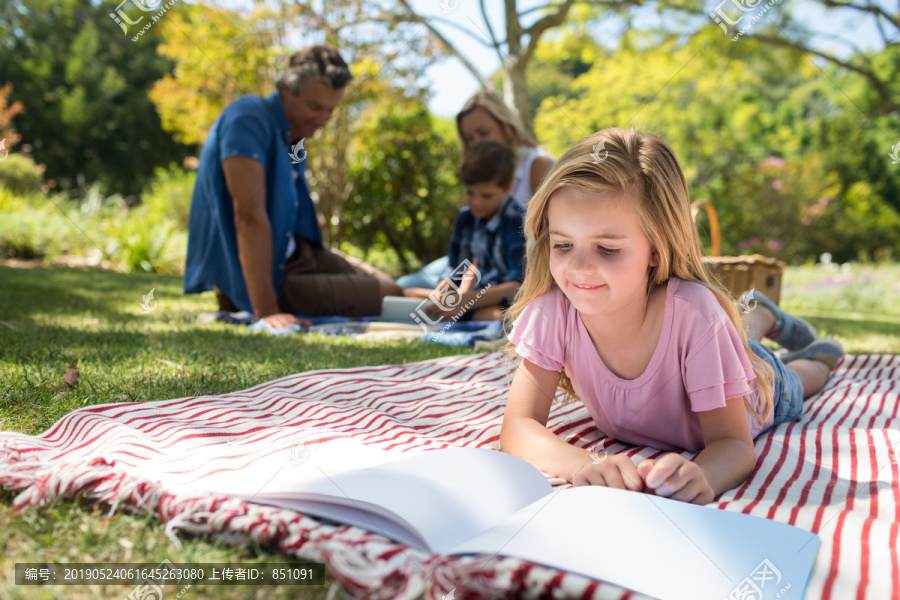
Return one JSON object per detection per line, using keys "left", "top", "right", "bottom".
{"left": 511, "top": 145, "right": 554, "bottom": 207}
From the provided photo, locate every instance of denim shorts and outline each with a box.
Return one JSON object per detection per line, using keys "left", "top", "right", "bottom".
{"left": 748, "top": 338, "right": 805, "bottom": 432}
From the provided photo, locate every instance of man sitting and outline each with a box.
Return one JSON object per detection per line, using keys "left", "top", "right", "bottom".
{"left": 184, "top": 44, "right": 401, "bottom": 328}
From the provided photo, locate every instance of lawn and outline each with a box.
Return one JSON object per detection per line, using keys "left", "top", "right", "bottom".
{"left": 1, "top": 262, "right": 898, "bottom": 599}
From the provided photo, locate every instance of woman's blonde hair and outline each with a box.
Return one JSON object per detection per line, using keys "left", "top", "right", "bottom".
{"left": 456, "top": 91, "right": 539, "bottom": 153}
{"left": 505, "top": 127, "right": 774, "bottom": 426}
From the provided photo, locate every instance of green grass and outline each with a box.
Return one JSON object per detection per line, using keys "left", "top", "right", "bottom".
{"left": 779, "top": 262, "right": 900, "bottom": 354}
{"left": 1, "top": 262, "right": 898, "bottom": 599}
{"left": 0, "top": 264, "right": 477, "bottom": 599}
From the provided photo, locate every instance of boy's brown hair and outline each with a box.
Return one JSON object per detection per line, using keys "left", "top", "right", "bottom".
{"left": 459, "top": 140, "right": 516, "bottom": 189}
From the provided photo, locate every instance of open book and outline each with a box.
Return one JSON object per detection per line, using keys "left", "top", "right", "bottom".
{"left": 189, "top": 445, "right": 819, "bottom": 600}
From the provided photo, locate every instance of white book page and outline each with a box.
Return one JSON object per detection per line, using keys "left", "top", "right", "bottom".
{"left": 187, "top": 444, "right": 553, "bottom": 553}
{"left": 170, "top": 437, "right": 403, "bottom": 494}
{"left": 450, "top": 486, "right": 819, "bottom": 600}
{"left": 257, "top": 497, "right": 429, "bottom": 550}
{"left": 319, "top": 447, "right": 553, "bottom": 553}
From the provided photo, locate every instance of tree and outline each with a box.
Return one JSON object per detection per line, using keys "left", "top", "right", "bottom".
{"left": 148, "top": 3, "right": 281, "bottom": 145}
{"left": 259, "top": 0, "right": 600, "bottom": 135}
{"left": 0, "top": 83, "right": 44, "bottom": 194}
{"left": 148, "top": 1, "right": 442, "bottom": 248}
{"left": 384, "top": 0, "right": 582, "bottom": 135}
{"left": 0, "top": 0, "right": 190, "bottom": 197}
{"left": 341, "top": 0, "right": 900, "bottom": 140}
{"left": 532, "top": 27, "right": 900, "bottom": 262}
{"left": 740, "top": 1, "right": 900, "bottom": 116}
{"left": 0, "top": 83, "right": 22, "bottom": 151}
{"left": 343, "top": 100, "right": 461, "bottom": 272}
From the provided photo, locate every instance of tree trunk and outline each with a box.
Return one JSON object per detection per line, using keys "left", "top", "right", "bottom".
{"left": 501, "top": 57, "right": 533, "bottom": 136}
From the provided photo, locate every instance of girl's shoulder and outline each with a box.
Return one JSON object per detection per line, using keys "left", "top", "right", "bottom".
{"left": 510, "top": 287, "right": 573, "bottom": 335}
{"left": 509, "top": 287, "right": 572, "bottom": 372}
{"left": 522, "top": 286, "right": 570, "bottom": 314}
{"left": 669, "top": 278, "right": 730, "bottom": 326}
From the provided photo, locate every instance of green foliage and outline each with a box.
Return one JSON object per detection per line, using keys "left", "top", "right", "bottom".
{"left": 0, "top": 190, "right": 76, "bottom": 260}
{"left": 0, "top": 262, "right": 474, "bottom": 597}
{"left": 531, "top": 28, "right": 900, "bottom": 264}
{"left": 140, "top": 164, "right": 197, "bottom": 229}
{"left": 343, "top": 103, "right": 461, "bottom": 273}
{"left": 0, "top": 184, "right": 185, "bottom": 273}
{"left": 781, "top": 263, "right": 900, "bottom": 319}
{"left": 97, "top": 207, "right": 185, "bottom": 274}
{"left": 494, "top": 27, "right": 600, "bottom": 117}
{"left": 336, "top": 243, "right": 407, "bottom": 279}
{"left": 148, "top": 4, "right": 280, "bottom": 145}
{"left": 0, "top": 0, "right": 191, "bottom": 197}
{"left": 0, "top": 153, "right": 45, "bottom": 195}
{"left": 708, "top": 154, "right": 843, "bottom": 262}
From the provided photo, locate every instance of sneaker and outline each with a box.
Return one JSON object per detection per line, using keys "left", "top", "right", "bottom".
{"left": 744, "top": 289, "right": 818, "bottom": 351}
{"left": 781, "top": 337, "right": 844, "bottom": 370}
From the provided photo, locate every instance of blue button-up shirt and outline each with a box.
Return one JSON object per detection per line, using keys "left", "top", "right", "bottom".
{"left": 445, "top": 195, "right": 526, "bottom": 292}
{"left": 183, "top": 91, "right": 321, "bottom": 312}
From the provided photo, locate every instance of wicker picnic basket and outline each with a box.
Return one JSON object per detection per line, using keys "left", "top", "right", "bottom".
{"left": 692, "top": 200, "right": 785, "bottom": 305}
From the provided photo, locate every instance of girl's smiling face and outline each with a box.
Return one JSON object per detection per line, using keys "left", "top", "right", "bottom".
{"left": 547, "top": 186, "right": 658, "bottom": 317}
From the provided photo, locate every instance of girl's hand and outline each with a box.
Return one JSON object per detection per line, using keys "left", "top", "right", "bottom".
{"left": 637, "top": 454, "right": 715, "bottom": 504}
{"left": 571, "top": 454, "right": 644, "bottom": 492}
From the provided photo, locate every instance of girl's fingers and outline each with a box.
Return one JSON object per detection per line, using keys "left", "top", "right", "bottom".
{"left": 573, "top": 469, "right": 604, "bottom": 487}
{"left": 636, "top": 458, "right": 656, "bottom": 480}
{"left": 599, "top": 467, "right": 627, "bottom": 490}
{"left": 641, "top": 454, "right": 683, "bottom": 490}
{"left": 575, "top": 459, "right": 643, "bottom": 491}
{"left": 670, "top": 477, "right": 714, "bottom": 504}
{"left": 638, "top": 456, "right": 713, "bottom": 503}
{"left": 618, "top": 461, "right": 644, "bottom": 492}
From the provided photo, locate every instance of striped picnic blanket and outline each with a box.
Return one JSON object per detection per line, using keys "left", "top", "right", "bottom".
{"left": 1, "top": 353, "right": 898, "bottom": 599}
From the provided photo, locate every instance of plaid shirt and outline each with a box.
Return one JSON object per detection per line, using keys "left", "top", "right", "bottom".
{"left": 445, "top": 195, "right": 526, "bottom": 291}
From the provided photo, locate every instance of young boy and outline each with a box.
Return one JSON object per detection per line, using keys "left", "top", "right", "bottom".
{"left": 405, "top": 140, "right": 526, "bottom": 321}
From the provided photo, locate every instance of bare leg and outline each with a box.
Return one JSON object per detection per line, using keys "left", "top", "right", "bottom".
{"left": 402, "top": 287, "right": 435, "bottom": 299}
{"left": 470, "top": 305, "right": 505, "bottom": 321}
{"left": 741, "top": 305, "right": 777, "bottom": 342}
{"left": 787, "top": 359, "right": 832, "bottom": 399}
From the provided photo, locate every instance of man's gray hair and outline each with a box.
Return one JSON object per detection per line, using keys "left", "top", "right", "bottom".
{"left": 276, "top": 44, "right": 353, "bottom": 94}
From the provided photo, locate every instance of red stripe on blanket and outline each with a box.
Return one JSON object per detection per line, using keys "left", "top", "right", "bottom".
{"left": 2, "top": 352, "right": 899, "bottom": 600}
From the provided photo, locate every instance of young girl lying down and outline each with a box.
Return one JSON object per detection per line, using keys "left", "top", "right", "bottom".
{"left": 500, "top": 128, "right": 842, "bottom": 504}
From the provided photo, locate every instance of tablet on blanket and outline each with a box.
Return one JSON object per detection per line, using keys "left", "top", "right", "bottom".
{"left": 380, "top": 296, "right": 438, "bottom": 328}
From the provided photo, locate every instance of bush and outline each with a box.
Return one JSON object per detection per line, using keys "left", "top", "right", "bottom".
{"left": 703, "top": 154, "right": 900, "bottom": 264}
{"left": 343, "top": 105, "right": 461, "bottom": 275}
{"left": 0, "top": 153, "right": 45, "bottom": 195}
{"left": 140, "top": 164, "right": 196, "bottom": 229}
{"left": 0, "top": 182, "right": 187, "bottom": 273}
{"left": 336, "top": 243, "right": 408, "bottom": 279}
{"left": 0, "top": 188, "right": 82, "bottom": 259}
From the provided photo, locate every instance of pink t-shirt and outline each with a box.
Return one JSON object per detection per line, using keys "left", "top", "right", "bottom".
{"left": 509, "top": 278, "right": 771, "bottom": 452}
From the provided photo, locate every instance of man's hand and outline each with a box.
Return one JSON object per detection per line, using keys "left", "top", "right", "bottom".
{"left": 571, "top": 454, "right": 644, "bottom": 492}
{"left": 637, "top": 454, "right": 715, "bottom": 504}
{"left": 260, "top": 312, "right": 312, "bottom": 329}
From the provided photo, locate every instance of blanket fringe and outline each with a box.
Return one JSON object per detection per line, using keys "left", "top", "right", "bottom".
{"left": 0, "top": 439, "right": 615, "bottom": 599}
{"left": 0, "top": 448, "right": 500, "bottom": 598}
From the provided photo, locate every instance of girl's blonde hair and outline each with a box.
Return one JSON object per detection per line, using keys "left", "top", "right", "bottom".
{"left": 456, "top": 91, "right": 539, "bottom": 153}
{"left": 505, "top": 127, "right": 774, "bottom": 426}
